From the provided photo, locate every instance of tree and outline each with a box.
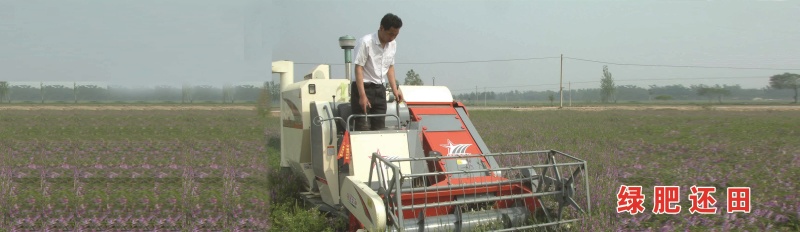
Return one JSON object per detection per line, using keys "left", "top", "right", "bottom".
{"left": 42, "top": 85, "right": 72, "bottom": 102}
{"left": 268, "top": 81, "right": 281, "bottom": 103}
{"left": 0, "top": 81, "right": 8, "bottom": 103}
{"left": 548, "top": 93, "right": 554, "bottom": 106}
{"left": 182, "top": 83, "right": 192, "bottom": 103}
{"left": 694, "top": 84, "right": 731, "bottom": 104}
{"left": 73, "top": 82, "right": 78, "bottom": 103}
{"left": 769, "top": 72, "right": 799, "bottom": 103}
{"left": 40, "top": 82, "right": 45, "bottom": 103}
{"left": 192, "top": 85, "right": 220, "bottom": 102}
{"left": 154, "top": 85, "right": 179, "bottom": 102}
{"left": 404, "top": 69, "right": 424, "bottom": 86}
{"left": 222, "top": 83, "right": 233, "bottom": 103}
{"left": 600, "top": 65, "right": 615, "bottom": 103}
{"left": 654, "top": 95, "right": 673, "bottom": 101}
{"left": 257, "top": 82, "right": 272, "bottom": 117}
{"left": 77, "top": 85, "right": 107, "bottom": 102}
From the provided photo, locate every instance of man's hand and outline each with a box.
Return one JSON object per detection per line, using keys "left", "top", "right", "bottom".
{"left": 394, "top": 89, "right": 404, "bottom": 103}
{"left": 359, "top": 96, "right": 371, "bottom": 113}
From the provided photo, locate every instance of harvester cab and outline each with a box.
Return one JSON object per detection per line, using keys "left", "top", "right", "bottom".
{"left": 270, "top": 36, "right": 591, "bottom": 231}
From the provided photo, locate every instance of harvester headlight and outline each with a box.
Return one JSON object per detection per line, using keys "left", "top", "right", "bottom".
{"left": 309, "top": 84, "right": 316, "bottom": 94}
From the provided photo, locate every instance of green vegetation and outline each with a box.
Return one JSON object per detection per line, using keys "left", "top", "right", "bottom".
{"left": 473, "top": 109, "right": 799, "bottom": 231}
{"left": 600, "top": 65, "right": 616, "bottom": 103}
{"left": 0, "top": 110, "right": 276, "bottom": 230}
{"left": 769, "top": 73, "right": 799, "bottom": 103}
{"left": 1, "top": 82, "right": 282, "bottom": 104}
{"left": 404, "top": 69, "right": 424, "bottom": 86}
{"left": 1, "top": 107, "right": 798, "bottom": 230}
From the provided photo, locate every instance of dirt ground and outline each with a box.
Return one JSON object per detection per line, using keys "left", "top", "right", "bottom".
{"left": 1, "top": 105, "right": 798, "bottom": 112}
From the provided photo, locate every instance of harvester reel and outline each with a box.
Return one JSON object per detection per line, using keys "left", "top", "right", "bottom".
{"left": 537, "top": 164, "right": 586, "bottom": 223}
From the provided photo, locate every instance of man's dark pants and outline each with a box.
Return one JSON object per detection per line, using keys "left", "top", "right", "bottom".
{"left": 350, "top": 81, "right": 386, "bottom": 131}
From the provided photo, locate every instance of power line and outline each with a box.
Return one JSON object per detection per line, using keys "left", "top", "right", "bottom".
{"left": 566, "top": 76, "right": 767, "bottom": 85}
{"left": 450, "top": 83, "right": 559, "bottom": 92}
{"left": 564, "top": 57, "right": 800, "bottom": 71}
{"left": 294, "top": 56, "right": 560, "bottom": 66}
{"left": 297, "top": 56, "right": 800, "bottom": 70}
{"left": 449, "top": 76, "right": 768, "bottom": 93}
{"left": 400, "top": 57, "right": 560, "bottom": 65}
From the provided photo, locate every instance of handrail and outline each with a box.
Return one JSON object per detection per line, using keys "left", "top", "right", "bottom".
{"left": 346, "top": 114, "right": 401, "bottom": 132}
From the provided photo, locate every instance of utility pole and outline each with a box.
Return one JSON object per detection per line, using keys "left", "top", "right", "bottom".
{"left": 484, "top": 87, "right": 487, "bottom": 107}
{"left": 475, "top": 85, "right": 478, "bottom": 106}
{"left": 433, "top": 77, "right": 436, "bottom": 86}
{"left": 569, "top": 81, "right": 572, "bottom": 107}
{"left": 559, "top": 54, "right": 563, "bottom": 109}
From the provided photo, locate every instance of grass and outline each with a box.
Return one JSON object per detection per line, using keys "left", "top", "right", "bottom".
{"left": 1, "top": 107, "right": 798, "bottom": 230}
{"left": 473, "top": 109, "right": 800, "bottom": 231}
{"left": 1, "top": 110, "right": 277, "bottom": 230}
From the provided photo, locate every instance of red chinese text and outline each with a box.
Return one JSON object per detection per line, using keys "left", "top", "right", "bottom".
{"left": 653, "top": 186, "right": 681, "bottom": 214}
{"left": 689, "top": 185, "right": 717, "bottom": 214}
{"left": 727, "top": 187, "right": 751, "bottom": 213}
{"left": 617, "top": 185, "right": 646, "bottom": 215}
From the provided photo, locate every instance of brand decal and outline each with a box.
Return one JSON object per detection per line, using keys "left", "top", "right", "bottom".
{"left": 441, "top": 139, "right": 472, "bottom": 155}
{"left": 348, "top": 193, "right": 357, "bottom": 207}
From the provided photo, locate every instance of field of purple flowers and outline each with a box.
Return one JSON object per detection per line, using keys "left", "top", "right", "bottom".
{"left": 474, "top": 109, "right": 799, "bottom": 231}
{"left": 1, "top": 108, "right": 798, "bottom": 231}
{"left": 0, "top": 110, "right": 284, "bottom": 230}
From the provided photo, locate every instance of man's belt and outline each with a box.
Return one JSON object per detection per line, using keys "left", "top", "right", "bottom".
{"left": 358, "top": 82, "right": 384, "bottom": 89}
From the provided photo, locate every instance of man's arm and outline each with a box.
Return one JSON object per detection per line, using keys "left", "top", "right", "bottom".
{"left": 387, "top": 65, "right": 403, "bottom": 102}
{"left": 353, "top": 37, "right": 370, "bottom": 112}
{"left": 355, "top": 65, "right": 367, "bottom": 102}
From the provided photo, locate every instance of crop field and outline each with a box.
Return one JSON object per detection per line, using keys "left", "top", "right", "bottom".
{"left": 475, "top": 108, "right": 799, "bottom": 231}
{"left": 1, "top": 107, "right": 798, "bottom": 231}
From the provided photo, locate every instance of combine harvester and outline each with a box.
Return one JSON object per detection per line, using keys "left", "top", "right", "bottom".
{"left": 271, "top": 36, "right": 591, "bottom": 231}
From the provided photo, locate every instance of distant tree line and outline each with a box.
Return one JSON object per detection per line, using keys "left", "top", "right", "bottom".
{"left": 456, "top": 70, "right": 799, "bottom": 104}
{"left": 456, "top": 84, "right": 796, "bottom": 104}
{"left": 2, "top": 71, "right": 796, "bottom": 105}
{"left": 0, "top": 81, "right": 281, "bottom": 104}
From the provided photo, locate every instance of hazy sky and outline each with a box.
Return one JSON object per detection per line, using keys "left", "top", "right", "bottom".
{"left": 273, "top": 0, "right": 800, "bottom": 94}
{"left": 3, "top": 1, "right": 799, "bottom": 93}
{"left": 2, "top": 0, "right": 273, "bottom": 87}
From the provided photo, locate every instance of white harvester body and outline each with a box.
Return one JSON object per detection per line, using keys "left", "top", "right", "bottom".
{"left": 272, "top": 56, "right": 590, "bottom": 231}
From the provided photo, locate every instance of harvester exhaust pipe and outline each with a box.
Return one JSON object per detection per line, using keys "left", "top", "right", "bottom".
{"left": 271, "top": 61, "right": 294, "bottom": 92}
{"left": 271, "top": 60, "right": 294, "bottom": 168}
{"left": 339, "top": 35, "right": 356, "bottom": 82}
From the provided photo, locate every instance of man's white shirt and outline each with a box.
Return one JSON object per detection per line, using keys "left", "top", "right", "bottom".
{"left": 354, "top": 32, "right": 396, "bottom": 85}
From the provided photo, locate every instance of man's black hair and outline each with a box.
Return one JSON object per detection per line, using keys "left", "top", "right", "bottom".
{"left": 380, "top": 13, "right": 402, "bottom": 30}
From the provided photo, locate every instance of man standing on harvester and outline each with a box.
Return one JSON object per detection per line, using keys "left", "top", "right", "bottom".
{"left": 351, "top": 13, "right": 404, "bottom": 131}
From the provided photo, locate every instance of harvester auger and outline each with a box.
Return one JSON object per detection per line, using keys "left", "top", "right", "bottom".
{"left": 270, "top": 36, "right": 591, "bottom": 231}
